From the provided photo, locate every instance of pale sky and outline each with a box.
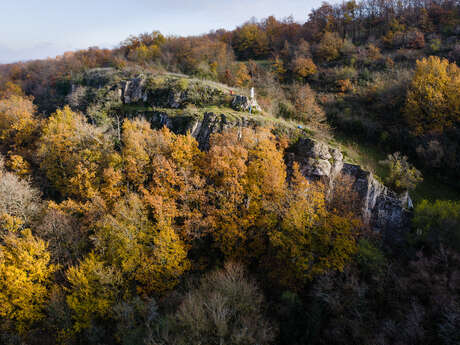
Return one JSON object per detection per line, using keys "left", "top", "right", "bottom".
{"left": 0, "top": 0, "right": 329, "bottom": 63}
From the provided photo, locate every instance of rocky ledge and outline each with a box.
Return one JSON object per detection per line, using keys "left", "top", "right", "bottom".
{"left": 289, "top": 138, "right": 412, "bottom": 242}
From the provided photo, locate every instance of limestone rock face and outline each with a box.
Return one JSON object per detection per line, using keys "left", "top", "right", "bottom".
{"left": 127, "top": 111, "right": 253, "bottom": 150}
{"left": 121, "top": 76, "right": 147, "bottom": 104}
{"left": 231, "top": 95, "right": 261, "bottom": 112}
{"left": 290, "top": 138, "right": 411, "bottom": 241}
{"left": 292, "top": 138, "right": 343, "bottom": 188}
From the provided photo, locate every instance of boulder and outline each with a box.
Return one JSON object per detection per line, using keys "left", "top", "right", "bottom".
{"left": 231, "top": 95, "right": 261, "bottom": 113}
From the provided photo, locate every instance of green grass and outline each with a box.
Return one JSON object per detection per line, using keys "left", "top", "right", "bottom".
{"left": 120, "top": 104, "right": 154, "bottom": 112}
{"left": 328, "top": 135, "right": 388, "bottom": 181}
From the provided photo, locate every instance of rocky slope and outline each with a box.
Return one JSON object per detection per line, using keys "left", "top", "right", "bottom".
{"left": 69, "top": 69, "right": 412, "bottom": 238}
{"left": 289, "top": 138, "right": 412, "bottom": 242}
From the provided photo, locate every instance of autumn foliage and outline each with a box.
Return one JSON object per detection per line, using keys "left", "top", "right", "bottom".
{"left": 405, "top": 56, "right": 460, "bottom": 135}
{"left": 0, "top": 93, "right": 362, "bottom": 340}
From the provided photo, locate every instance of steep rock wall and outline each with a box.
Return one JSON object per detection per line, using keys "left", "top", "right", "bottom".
{"left": 289, "top": 138, "right": 412, "bottom": 241}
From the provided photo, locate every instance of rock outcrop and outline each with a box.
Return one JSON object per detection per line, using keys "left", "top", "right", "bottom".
{"left": 289, "top": 138, "right": 412, "bottom": 241}
{"left": 121, "top": 76, "right": 148, "bottom": 104}
{"left": 123, "top": 110, "right": 255, "bottom": 150}
{"left": 231, "top": 95, "right": 261, "bottom": 113}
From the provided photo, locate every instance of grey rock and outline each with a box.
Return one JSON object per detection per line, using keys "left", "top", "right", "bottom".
{"left": 231, "top": 95, "right": 261, "bottom": 112}
{"left": 291, "top": 137, "right": 411, "bottom": 241}
{"left": 121, "top": 76, "right": 147, "bottom": 104}
{"left": 304, "top": 158, "right": 332, "bottom": 176}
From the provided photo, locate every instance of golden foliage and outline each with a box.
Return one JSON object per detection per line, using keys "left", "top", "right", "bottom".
{"left": 38, "top": 106, "right": 113, "bottom": 199}
{"left": 0, "top": 218, "right": 56, "bottom": 333}
{"left": 316, "top": 32, "right": 343, "bottom": 62}
{"left": 6, "top": 154, "right": 31, "bottom": 178}
{"left": 66, "top": 252, "right": 122, "bottom": 332}
{"left": 0, "top": 95, "right": 38, "bottom": 150}
{"left": 292, "top": 57, "right": 317, "bottom": 79}
{"left": 405, "top": 56, "right": 460, "bottom": 135}
{"left": 268, "top": 164, "right": 359, "bottom": 286}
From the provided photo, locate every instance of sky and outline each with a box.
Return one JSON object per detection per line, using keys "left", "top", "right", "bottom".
{"left": 0, "top": 0, "right": 328, "bottom": 64}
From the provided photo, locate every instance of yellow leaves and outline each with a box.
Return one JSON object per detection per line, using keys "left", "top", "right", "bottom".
{"left": 0, "top": 95, "right": 38, "bottom": 150}
{"left": 316, "top": 32, "right": 343, "bottom": 62}
{"left": 91, "top": 193, "right": 190, "bottom": 297}
{"left": 121, "top": 119, "right": 153, "bottom": 187}
{"left": 0, "top": 81, "right": 24, "bottom": 99}
{"left": 66, "top": 252, "right": 122, "bottom": 332}
{"left": 123, "top": 122, "right": 207, "bottom": 241}
{"left": 6, "top": 154, "right": 31, "bottom": 178}
{"left": 135, "top": 223, "right": 190, "bottom": 295}
{"left": 206, "top": 128, "right": 288, "bottom": 260}
{"left": 405, "top": 56, "right": 460, "bottom": 135}
{"left": 272, "top": 57, "right": 287, "bottom": 81}
{"left": 38, "top": 106, "right": 113, "bottom": 200}
{"left": 268, "top": 164, "right": 359, "bottom": 287}
{"left": 0, "top": 226, "right": 56, "bottom": 333}
{"left": 235, "top": 62, "right": 251, "bottom": 87}
{"left": 0, "top": 214, "right": 24, "bottom": 233}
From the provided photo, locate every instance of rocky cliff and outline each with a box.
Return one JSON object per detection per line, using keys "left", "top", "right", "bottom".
{"left": 289, "top": 138, "right": 412, "bottom": 242}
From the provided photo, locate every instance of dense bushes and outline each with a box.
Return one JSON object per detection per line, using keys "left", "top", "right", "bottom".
{"left": 412, "top": 199, "right": 460, "bottom": 251}
{"left": 379, "top": 152, "right": 423, "bottom": 192}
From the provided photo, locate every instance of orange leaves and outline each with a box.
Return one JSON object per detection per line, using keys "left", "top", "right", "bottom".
{"left": 205, "top": 128, "right": 288, "bottom": 259}
{"left": 292, "top": 57, "right": 317, "bottom": 79}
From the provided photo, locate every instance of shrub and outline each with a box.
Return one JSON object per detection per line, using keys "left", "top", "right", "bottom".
{"left": 112, "top": 297, "right": 159, "bottom": 345}
{"left": 6, "top": 154, "right": 31, "bottom": 178}
{"left": 291, "top": 84, "right": 327, "bottom": 125}
{"left": 330, "top": 66, "right": 358, "bottom": 82}
{"left": 278, "top": 100, "right": 296, "bottom": 120}
{"left": 337, "top": 79, "right": 354, "bottom": 93}
{"left": 292, "top": 57, "right": 317, "bottom": 80}
{"left": 355, "top": 239, "right": 386, "bottom": 276}
{"left": 176, "top": 78, "right": 189, "bottom": 91}
{"left": 379, "top": 152, "right": 423, "bottom": 192}
{"left": 412, "top": 199, "right": 460, "bottom": 251}
{"left": 428, "top": 38, "right": 442, "bottom": 53}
